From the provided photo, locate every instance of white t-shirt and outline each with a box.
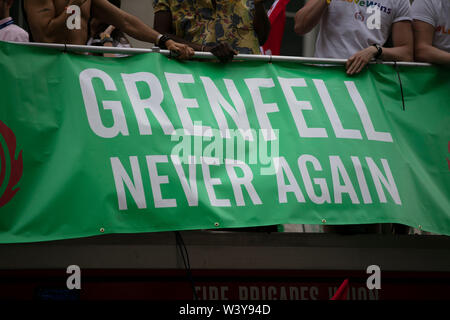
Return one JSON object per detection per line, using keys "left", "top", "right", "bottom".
{"left": 411, "top": 0, "right": 450, "bottom": 53}
{"left": 0, "top": 17, "right": 29, "bottom": 42}
{"left": 315, "top": 0, "right": 412, "bottom": 59}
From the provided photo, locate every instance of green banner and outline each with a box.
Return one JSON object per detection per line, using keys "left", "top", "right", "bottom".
{"left": 0, "top": 42, "right": 449, "bottom": 243}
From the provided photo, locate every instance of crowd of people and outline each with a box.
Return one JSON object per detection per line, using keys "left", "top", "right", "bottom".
{"left": 0, "top": 0, "right": 448, "bottom": 67}
{"left": 295, "top": 0, "right": 449, "bottom": 69}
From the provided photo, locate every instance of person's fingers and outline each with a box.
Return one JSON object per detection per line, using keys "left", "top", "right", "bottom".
{"left": 355, "top": 60, "right": 368, "bottom": 74}
{"left": 183, "top": 46, "right": 194, "bottom": 59}
{"left": 167, "top": 44, "right": 180, "bottom": 57}
{"left": 221, "top": 48, "right": 231, "bottom": 59}
{"left": 175, "top": 44, "right": 185, "bottom": 56}
{"left": 217, "top": 44, "right": 228, "bottom": 55}
{"left": 349, "top": 59, "right": 362, "bottom": 75}
{"left": 178, "top": 47, "right": 189, "bottom": 60}
{"left": 349, "top": 58, "right": 363, "bottom": 75}
{"left": 218, "top": 53, "right": 228, "bottom": 63}
{"left": 352, "top": 60, "right": 363, "bottom": 75}
{"left": 214, "top": 46, "right": 223, "bottom": 56}
{"left": 211, "top": 49, "right": 222, "bottom": 60}
{"left": 346, "top": 57, "right": 354, "bottom": 71}
{"left": 346, "top": 57, "right": 360, "bottom": 75}
{"left": 222, "top": 49, "right": 235, "bottom": 62}
{"left": 167, "top": 43, "right": 175, "bottom": 51}
{"left": 105, "top": 25, "right": 115, "bottom": 34}
{"left": 222, "top": 43, "right": 237, "bottom": 56}
{"left": 215, "top": 48, "right": 229, "bottom": 62}
{"left": 215, "top": 43, "right": 231, "bottom": 56}
{"left": 210, "top": 45, "right": 220, "bottom": 57}
{"left": 176, "top": 45, "right": 194, "bottom": 60}
{"left": 176, "top": 48, "right": 186, "bottom": 59}
{"left": 210, "top": 43, "right": 235, "bottom": 62}
{"left": 186, "top": 46, "right": 194, "bottom": 58}
{"left": 346, "top": 58, "right": 354, "bottom": 74}
{"left": 170, "top": 43, "right": 185, "bottom": 56}
{"left": 223, "top": 43, "right": 237, "bottom": 57}
{"left": 222, "top": 50, "right": 233, "bottom": 62}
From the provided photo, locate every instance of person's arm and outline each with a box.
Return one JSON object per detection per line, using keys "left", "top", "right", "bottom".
{"left": 346, "top": 21, "right": 414, "bottom": 75}
{"left": 253, "top": 0, "right": 271, "bottom": 45}
{"left": 99, "top": 25, "right": 116, "bottom": 58}
{"left": 380, "top": 21, "right": 414, "bottom": 62}
{"left": 153, "top": 10, "right": 203, "bottom": 51}
{"left": 413, "top": 20, "right": 450, "bottom": 64}
{"left": 91, "top": 0, "right": 193, "bottom": 59}
{"left": 294, "top": 0, "right": 329, "bottom": 35}
{"left": 153, "top": 9, "right": 237, "bottom": 62}
{"left": 24, "top": 0, "right": 88, "bottom": 43}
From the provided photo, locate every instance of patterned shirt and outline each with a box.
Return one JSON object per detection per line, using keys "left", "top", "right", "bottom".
{"left": 153, "top": 0, "right": 261, "bottom": 54}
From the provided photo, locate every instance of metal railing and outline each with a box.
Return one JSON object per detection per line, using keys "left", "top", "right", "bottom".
{"left": 12, "top": 41, "right": 432, "bottom": 67}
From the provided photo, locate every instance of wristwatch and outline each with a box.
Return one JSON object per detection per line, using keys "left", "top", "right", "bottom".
{"left": 372, "top": 43, "right": 383, "bottom": 59}
{"left": 100, "top": 37, "right": 114, "bottom": 45}
{"left": 157, "top": 34, "right": 171, "bottom": 49}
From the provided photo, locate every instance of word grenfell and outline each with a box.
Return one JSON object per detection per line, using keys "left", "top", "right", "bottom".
{"left": 79, "top": 69, "right": 394, "bottom": 143}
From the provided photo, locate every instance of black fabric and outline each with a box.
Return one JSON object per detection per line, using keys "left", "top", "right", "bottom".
{"left": 108, "top": 0, "right": 121, "bottom": 8}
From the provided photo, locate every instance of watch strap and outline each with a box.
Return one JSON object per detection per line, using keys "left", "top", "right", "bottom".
{"left": 100, "top": 37, "right": 114, "bottom": 45}
{"left": 372, "top": 44, "right": 382, "bottom": 59}
{"left": 157, "top": 35, "right": 171, "bottom": 49}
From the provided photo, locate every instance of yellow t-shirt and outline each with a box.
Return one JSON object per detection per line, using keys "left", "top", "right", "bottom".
{"left": 153, "top": 0, "right": 261, "bottom": 54}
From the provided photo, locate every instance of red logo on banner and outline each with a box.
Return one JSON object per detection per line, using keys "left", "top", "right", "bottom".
{"left": 0, "top": 121, "right": 23, "bottom": 207}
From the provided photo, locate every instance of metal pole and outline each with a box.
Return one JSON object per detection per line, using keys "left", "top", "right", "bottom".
{"left": 11, "top": 41, "right": 432, "bottom": 67}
